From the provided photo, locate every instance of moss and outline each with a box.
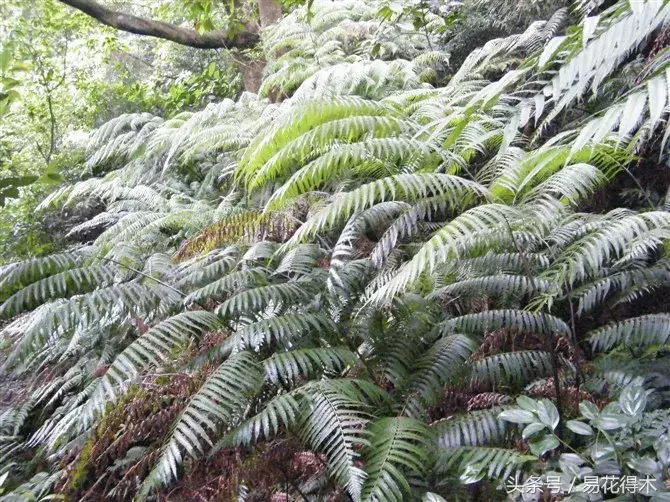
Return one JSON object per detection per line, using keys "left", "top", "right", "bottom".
{"left": 69, "top": 439, "right": 94, "bottom": 493}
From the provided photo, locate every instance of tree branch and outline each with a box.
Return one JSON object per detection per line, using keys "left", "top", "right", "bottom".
{"left": 57, "top": 0, "right": 260, "bottom": 49}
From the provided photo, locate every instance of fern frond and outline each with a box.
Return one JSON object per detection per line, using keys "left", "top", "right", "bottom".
{"left": 371, "top": 204, "right": 532, "bottom": 303}
{"left": 238, "top": 312, "right": 337, "bottom": 349}
{"left": 442, "top": 310, "right": 571, "bottom": 337}
{"left": 401, "top": 335, "right": 475, "bottom": 418}
{"left": 264, "top": 347, "right": 357, "bottom": 384}
{"left": 221, "top": 391, "right": 304, "bottom": 447}
{"left": 435, "top": 446, "right": 533, "bottom": 482}
{"left": 215, "top": 280, "right": 318, "bottom": 318}
{"left": 434, "top": 408, "right": 511, "bottom": 448}
{"left": 429, "top": 274, "right": 557, "bottom": 301}
{"left": 96, "top": 311, "right": 222, "bottom": 403}
{"left": 469, "top": 351, "right": 555, "bottom": 389}
{"left": 299, "top": 380, "right": 372, "bottom": 502}
{"left": 184, "top": 268, "right": 268, "bottom": 305}
{"left": 589, "top": 314, "right": 670, "bottom": 353}
{"left": 285, "top": 174, "right": 489, "bottom": 246}
{"left": 361, "top": 417, "right": 431, "bottom": 502}
{"left": 142, "top": 352, "right": 263, "bottom": 492}
{"left": 0, "top": 250, "right": 91, "bottom": 299}
{"left": 0, "top": 264, "right": 118, "bottom": 318}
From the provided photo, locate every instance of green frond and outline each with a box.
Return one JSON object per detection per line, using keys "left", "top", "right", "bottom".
{"left": 299, "top": 380, "right": 372, "bottom": 502}
{"left": 3, "top": 283, "right": 180, "bottom": 370}
{"left": 469, "top": 351, "right": 555, "bottom": 389}
{"left": 0, "top": 250, "right": 91, "bottom": 299}
{"left": 238, "top": 312, "right": 337, "bottom": 349}
{"left": 215, "top": 280, "right": 318, "bottom": 318}
{"left": 429, "top": 274, "right": 557, "bottom": 301}
{"left": 401, "top": 335, "right": 475, "bottom": 418}
{"left": 85, "top": 112, "right": 162, "bottom": 168}
{"left": 361, "top": 417, "right": 431, "bottom": 502}
{"left": 285, "top": 174, "right": 489, "bottom": 246}
{"left": 265, "top": 139, "right": 444, "bottom": 210}
{"left": 247, "top": 114, "right": 408, "bottom": 192}
{"left": 184, "top": 268, "right": 268, "bottom": 305}
{"left": 173, "top": 246, "right": 242, "bottom": 288}
{"left": 239, "top": 97, "right": 392, "bottom": 183}
{"left": 273, "top": 244, "right": 325, "bottom": 277}
{"left": 456, "top": 252, "right": 550, "bottom": 276}
{"left": 434, "top": 408, "right": 511, "bottom": 448}
{"left": 589, "top": 314, "right": 670, "bottom": 353}
{"left": 371, "top": 204, "right": 530, "bottom": 303}
{"left": 291, "top": 59, "right": 425, "bottom": 101}
{"left": 96, "top": 311, "right": 222, "bottom": 403}
{"left": 264, "top": 347, "right": 357, "bottom": 384}
{"left": 221, "top": 391, "right": 304, "bottom": 447}
{"left": 370, "top": 197, "right": 447, "bottom": 268}
{"left": 525, "top": 1, "right": 670, "bottom": 129}
{"left": 0, "top": 264, "right": 118, "bottom": 318}
{"left": 573, "top": 258, "right": 670, "bottom": 315}
{"left": 435, "top": 446, "right": 534, "bottom": 483}
{"left": 540, "top": 211, "right": 670, "bottom": 288}
{"left": 442, "top": 310, "right": 571, "bottom": 337}
{"left": 5, "top": 1, "right": 670, "bottom": 499}
{"left": 142, "top": 352, "right": 263, "bottom": 494}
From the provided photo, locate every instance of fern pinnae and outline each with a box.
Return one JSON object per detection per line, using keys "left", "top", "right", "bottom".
{"left": 589, "top": 314, "right": 670, "bottom": 353}
{"left": 94, "top": 311, "right": 222, "bottom": 404}
{"left": 0, "top": 264, "right": 119, "bottom": 318}
{"left": 141, "top": 352, "right": 263, "bottom": 495}
{"left": 361, "top": 417, "right": 432, "bottom": 502}
{"left": 263, "top": 347, "right": 357, "bottom": 385}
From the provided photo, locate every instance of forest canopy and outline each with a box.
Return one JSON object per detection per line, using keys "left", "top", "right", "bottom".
{"left": 0, "top": 0, "right": 669, "bottom": 500}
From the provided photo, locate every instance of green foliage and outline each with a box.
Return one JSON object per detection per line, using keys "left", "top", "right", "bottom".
{"left": 1, "top": 0, "right": 670, "bottom": 500}
{"left": 498, "top": 383, "right": 670, "bottom": 498}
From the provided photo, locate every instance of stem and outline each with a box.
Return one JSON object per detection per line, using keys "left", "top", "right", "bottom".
{"left": 502, "top": 217, "right": 565, "bottom": 441}
{"left": 94, "top": 254, "right": 186, "bottom": 298}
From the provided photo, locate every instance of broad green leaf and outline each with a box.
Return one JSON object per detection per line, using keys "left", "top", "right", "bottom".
{"left": 566, "top": 420, "right": 594, "bottom": 436}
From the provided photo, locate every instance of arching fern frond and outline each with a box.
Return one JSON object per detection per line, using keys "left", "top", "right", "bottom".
{"left": 469, "top": 351, "right": 555, "bottom": 389}
{"left": 434, "top": 408, "right": 511, "bottom": 448}
{"left": 0, "top": 264, "right": 119, "bottom": 318}
{"left": 435, "top": 446, "right": 534, "bottom": 483}
{"left": 264, "top": 347, "right": 357, "bottom": 384}
{"left": 442, "top": 310, "right": 571, "bottom": 337}
{"left": 285, "top": 174, "right": 489, "bottom": 247}
{"left": 361, "top": 417, "right": 431, "bottom": 502}
{"left": 238, "top": 312, "right": 337, "bottom": 349}
{"left": 299, "top": 379, "right": 373, "bottom": 502}
{"left": 141, "top": 351, "right": 263, "bottom": 494}
{"left": 0, "top": 250, "right": 91, "bottom": 299}
{"left": 400, "top": 334, "right": 475, "bottom": 418}
{"left": 95, "top": 311, "right": 223, "bottom": 404}
{"left": 589, "top": 314, "right": 670, "bottom": 353}
{"left": 215, "top": 280, "right": 318, "bottom": 318}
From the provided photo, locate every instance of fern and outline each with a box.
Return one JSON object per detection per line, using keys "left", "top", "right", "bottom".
{"left": 298, "top": 380, "right": 371, "bottom": 501}
{"left": 361, "top": 417, "right": 431, "bottom": 502}
{"left": 442, "top": 310, "right": 571, "bottom": 337}
{"left": 469, "top": 351, "right": 555, "bottom": 389}
{"left": 263, "top": 347, "right": 356, "bottom": 384}
{"left": 142, "top": 352, "right": 264, "bottom": 493}
{"left": 589, "top": 314, "right": 670, "bottom": 353}
{"left": 3, "top": 0, "right": 670, "bottom": 499}
{"left": 434, "top": 408, "right": 511, "bottom": 448}
{"left": 435, "top": 446, "right": 534, "bottom": 483}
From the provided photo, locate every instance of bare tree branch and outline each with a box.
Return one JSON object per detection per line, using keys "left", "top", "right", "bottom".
{"left": 57, "top": 0, "right": 260, "bottom": 49}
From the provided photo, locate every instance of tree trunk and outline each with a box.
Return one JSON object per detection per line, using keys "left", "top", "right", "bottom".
{"left": 238, "top": 57, "right": 267, "bottom": 94}
{"left": 239, "top": 0, "right": 283, "bottom": 93}
{"left": 58, "top": 0, "right": 260, "bottom": 49}
{"left": 258, "top": 0, "right": 283, "bottom": 26}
